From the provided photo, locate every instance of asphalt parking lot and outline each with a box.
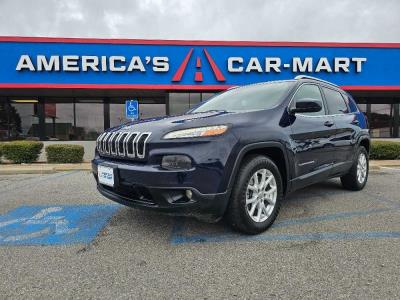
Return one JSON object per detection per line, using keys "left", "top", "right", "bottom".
{"left": 0, "top": 168, "right": 399, "bottom": 299}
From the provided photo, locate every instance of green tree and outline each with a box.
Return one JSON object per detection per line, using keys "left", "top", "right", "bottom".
{"left": 0, "top": 103, "right": 22, "bottom": 140}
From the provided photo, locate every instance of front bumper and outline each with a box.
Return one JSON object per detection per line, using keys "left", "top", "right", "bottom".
{"left": 92, "top": 159, "right": 230, "bottom": 222}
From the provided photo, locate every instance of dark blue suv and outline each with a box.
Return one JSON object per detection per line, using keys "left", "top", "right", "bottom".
{"left": 92, "top": 76, "right": 370, "bottom": 234}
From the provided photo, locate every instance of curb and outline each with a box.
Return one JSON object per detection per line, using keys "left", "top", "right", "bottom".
{"left": 369, "top": 166, "right": 381, "bottom": 171}
{"left": 0, "top": 168, "right": 57, "bottom": 175}
{"left": 0, "top": 164, "right": 92, "bottom": 175}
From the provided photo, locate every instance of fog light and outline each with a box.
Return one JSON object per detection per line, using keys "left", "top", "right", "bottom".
{"left": 186, "top": 189, "right": 193, "bottom": 199}
{"left": 161, "top": 155, "right": 192, "bottom": 170}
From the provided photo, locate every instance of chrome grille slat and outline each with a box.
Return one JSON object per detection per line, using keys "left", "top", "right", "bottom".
{"left": 96, "top": 133, "right": 106, "bottom": 153}
{"left": 116, "top": 132, "right": 128, "bottom": 156}
{"left": 97, "top": 130, "right": 151, "bottom": 160}
{"left": 126, "top": 132, "right": 139, "bottom": 158}
{"left": 136, "top": 132, "right": 151, "bottom": 159}
{"left": 100, "top": 133, "right": 107, "bottom": 153}
{"left": 109, "top": 132, "right": 119, "bottom": 155}
{"left": 102, "top": 132, "right": 112, "bottom": 154}
{"left": 100, "top": 132, "right": 107, "bottom": 152}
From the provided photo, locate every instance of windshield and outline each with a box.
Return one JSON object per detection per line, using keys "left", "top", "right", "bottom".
{"left": 191, "top": 81, "right": 295, "bottom": 113}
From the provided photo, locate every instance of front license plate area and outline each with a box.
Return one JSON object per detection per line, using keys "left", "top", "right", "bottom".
{"left": 98, "top": 165, "right": 115, "bottom": 187}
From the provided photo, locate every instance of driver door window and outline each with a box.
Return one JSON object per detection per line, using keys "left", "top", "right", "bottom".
{"left": 289, "top": 84, "right": 335, "bottom": 181}
{"left": 292, "top": 84, "right": 325, "bottom": 116}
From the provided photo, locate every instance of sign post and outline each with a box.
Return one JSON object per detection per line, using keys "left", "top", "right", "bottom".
{"left": 125, "top": 100, "right": 139, "bottom": 120}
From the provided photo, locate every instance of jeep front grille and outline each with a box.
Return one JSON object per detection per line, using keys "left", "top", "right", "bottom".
{"left": 96, "top": 131, "right": 151, "bottom": 160}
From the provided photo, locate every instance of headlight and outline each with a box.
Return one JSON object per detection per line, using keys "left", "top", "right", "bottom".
{"left": 163, "top": 125, "right": 228, "bottom": 139}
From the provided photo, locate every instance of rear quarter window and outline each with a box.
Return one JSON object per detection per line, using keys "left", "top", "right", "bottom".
{"left": 341, "top": 93, "right": 359, "bottom": 113}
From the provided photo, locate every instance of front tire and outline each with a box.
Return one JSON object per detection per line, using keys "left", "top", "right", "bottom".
{"left": 226, "top": 155, "right": 283, "bottom": 234}
{"left": 340, "top": 146, "right": 369, "bottom": 191}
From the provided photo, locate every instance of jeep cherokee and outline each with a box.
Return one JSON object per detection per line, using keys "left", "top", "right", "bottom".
{"left": 92, "top": 75, "right": 370, "bottom": 234}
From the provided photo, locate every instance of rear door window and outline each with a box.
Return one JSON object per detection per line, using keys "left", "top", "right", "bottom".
{"left": 322, "top": 87, "right": 349, "bottom": 114}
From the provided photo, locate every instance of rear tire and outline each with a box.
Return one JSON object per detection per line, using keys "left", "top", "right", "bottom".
{"left": 226, "top": 155, "right": 283, "bottom": 234}
{"left": 340, "top": 146, "right": 369, "bottom": 191}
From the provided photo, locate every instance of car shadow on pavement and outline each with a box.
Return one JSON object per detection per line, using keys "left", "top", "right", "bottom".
{"left": 165, "top": 178, "right": 400, "bottom": 244}
{"left": 162, "top": 179, "right": 336, "bottom": 241}
{"left": 102, "top": 178, "right": 399, "bottom": 245}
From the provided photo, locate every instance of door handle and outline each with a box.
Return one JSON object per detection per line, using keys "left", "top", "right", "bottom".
{"left": 324, "top": 121, "right": 334, "bottom": 127}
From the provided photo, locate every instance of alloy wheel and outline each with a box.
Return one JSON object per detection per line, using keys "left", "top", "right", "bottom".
{"left": 245, "top": 168, "right": 277, "bottom": 223}
{"left": 357, "top": 153, "right": 367, "bottom": 184}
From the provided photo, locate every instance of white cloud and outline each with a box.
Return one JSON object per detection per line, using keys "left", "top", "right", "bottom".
{"left": 104, "top": 12, "right": 124, "bottom": 36}
{"left": 0, "top": 0, "right": 399, "bottom": 42}
{"left": 58, "top": 1, "right": 84, "bottom": 21}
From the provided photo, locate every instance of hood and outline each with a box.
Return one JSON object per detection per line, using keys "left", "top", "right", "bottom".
{"left": 108, "top": 109, "right": 277, "bottom": 139}
{"left": 110, "top": 110, "right": 233, "bottom": 134}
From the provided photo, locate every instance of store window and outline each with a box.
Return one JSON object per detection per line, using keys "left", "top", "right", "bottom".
{"left": 139, "top": 103, "right": 166, "bottom": 119}
{"left": 201, "top": 93, "right": 215, "bottom": 101}
{"left": 110, "top": 102, "right": 127, "bottom": 128}
{"left": 75, "top": 100, "right": 104, "bottom": 140}
{"left": 168, "top": 92, "right": 216, "bottom": 115}
{"left": 169, "top": 93, "right": 190, "bottom": 115}
{"left": 44, "top": 101, "right": 74, "bottom": 140}
{"left": 369, "top": 104, "right": 396, "bottom": 138}
{"left": 0, "top": 101, "right": 7, "bottom": 140}
{"left": 0, "top": 100, "right": 40, "bottom": 141}
{"left": 357, "top": 102, "right": 400, "bottom": 138}
{"left": 189, "top": 93, "right": 201, "bottom": 109}
{"left": 0, "top": 92, "right": 223, "bottom": 141}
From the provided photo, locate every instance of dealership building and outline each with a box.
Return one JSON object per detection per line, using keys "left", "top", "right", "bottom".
{"left": 1, "top": 36, "right": 400, "bottom": 148}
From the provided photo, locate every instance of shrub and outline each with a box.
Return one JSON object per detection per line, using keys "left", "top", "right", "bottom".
{"left": 370, "top": 141, "right": 400, "bottom": 160}
{"left": 45, "top": 144, "right": 84, "bottom": 163}
{"left": 0, "top": 143, "right": 3, "bottom": 163}
{"left": 2, "top": 141, "right": 43, "bottom": 163}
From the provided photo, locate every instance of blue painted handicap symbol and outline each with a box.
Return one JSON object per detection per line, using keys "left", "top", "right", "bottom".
{"left": 125, "top": 99, "right": 139, "bottom": 120}
{"left": 0, "top": 204, "right": 119, "bottom": 246}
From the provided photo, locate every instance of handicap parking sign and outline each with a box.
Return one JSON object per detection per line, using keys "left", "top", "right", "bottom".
{"left": 0, "top": 204, "right": 119, "bottom": 246}
{"left": 126, "top": 100, "right": 139, "bottom": 120}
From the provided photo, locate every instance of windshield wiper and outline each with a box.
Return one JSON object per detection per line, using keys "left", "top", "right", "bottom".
{"left": 192, "top": 109, "right": 229, "bottom": 114}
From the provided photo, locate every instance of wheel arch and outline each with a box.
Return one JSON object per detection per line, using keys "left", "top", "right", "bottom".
{"left": 358, "top": 136, "right": 371, "bottom": 154}
{"left": 227, "top": 142, "right": 291, "bottom": 196}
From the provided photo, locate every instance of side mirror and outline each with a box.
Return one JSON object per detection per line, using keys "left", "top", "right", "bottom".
{"left": 289, "top": 98, "right": 322, "bottom": 114}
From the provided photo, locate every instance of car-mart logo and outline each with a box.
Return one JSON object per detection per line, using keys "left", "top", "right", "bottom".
{"left": 15, "top": 50, "right": 367, "bottom": 82}
{"left": 171, "top": 48, "right": 225, "bottom": 82}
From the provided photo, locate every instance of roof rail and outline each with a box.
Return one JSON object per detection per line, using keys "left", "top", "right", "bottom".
{"left": 294, "top": 75, "right": 338, "bottom": 87}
